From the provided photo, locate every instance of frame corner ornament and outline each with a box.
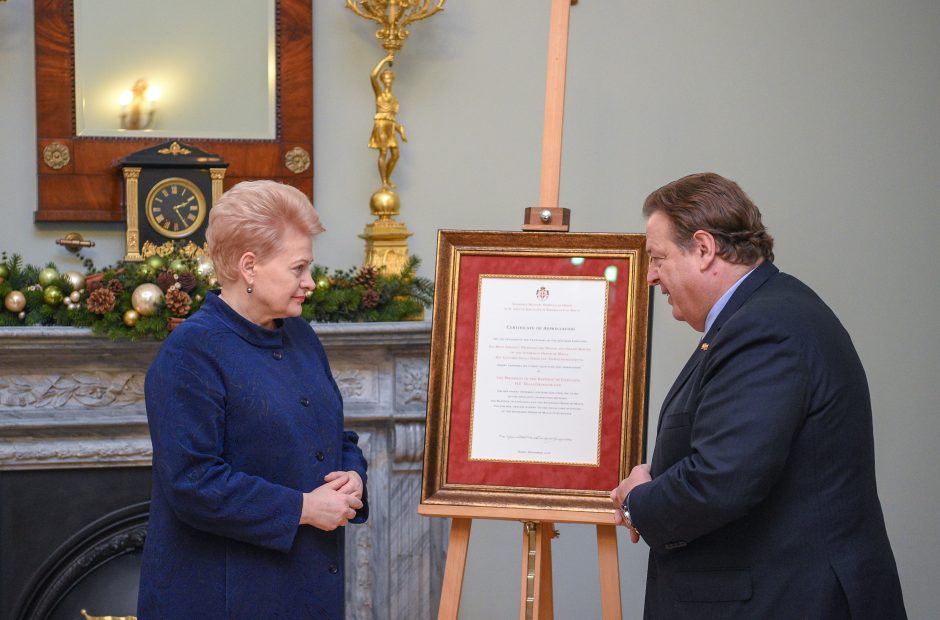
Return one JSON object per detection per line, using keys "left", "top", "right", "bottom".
{"left": 284, "top": 147, "right": 311, "bottom": 174}
{"left": 42, "top": 142, "right": 71, "bottom": 170}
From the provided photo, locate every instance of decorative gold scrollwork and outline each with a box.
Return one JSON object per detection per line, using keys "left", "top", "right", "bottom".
{"left": 42, "top": 142, "right": 70, "bottom": 170}
{"left": 284, "top": 147, "right": 311, "bottom": 174}
{"left": 346, "top": 0, "right": 445, "bottom": 52}
{"left": 156, "top": 141, "right": 191, "bottom": 156}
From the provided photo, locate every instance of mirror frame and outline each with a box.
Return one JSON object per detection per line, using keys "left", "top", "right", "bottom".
{"left": 34, "top": 0, "right": 312, "bottom": 222}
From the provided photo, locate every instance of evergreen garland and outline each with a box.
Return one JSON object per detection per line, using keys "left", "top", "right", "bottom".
{"left": 0, "top": 242, "right": 433, "bottom": 341}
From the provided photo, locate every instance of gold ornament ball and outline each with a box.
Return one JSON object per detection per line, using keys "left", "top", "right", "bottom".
{"left": 316, "top": 276, "right": 331, "bottom": 291}
{"left": 168, "top": 258, "right": 187, "bottom": 273}
{"left": 131, "top": 283, "right": 165, "bottom": 316}
{"left": 123, "top": 309, "right": 140, "bottom": 327}
{"left": 137, "top": 264, "right": 156, "bottom": 279}
{"left": 207, "top": 276, "right": 218, "bottom": 288}
{"left": 69, "top": 291, "right": 81, "bottom": 303}
{"left": 63, "top": 271, "right": 86, "bottom": 293}
{"left": 17, "top": 311, "right": 25, "bottom": 320}
{"left": 370, "top": 189, "right": 401, "bottom": 218}
{"left": 0, "top": 264, "right": 9, "bottom": 280}
{"left": 38, "top": 267, "right": 60, "bottom": 287}
{"left": 146, "top": 256, "right": 166, "bottom": 271}
{"left": 4, "top": 290, "right": 26, "bottom": 313}
{"left": 43, "top": 285, "right": 64, "bottom": 306}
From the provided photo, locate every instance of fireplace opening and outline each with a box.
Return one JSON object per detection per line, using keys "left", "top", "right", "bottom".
{"left": 1, "top": 467, "right": 152, "bottom": 620}
{"left": 14, "top": 500, "right": 148, "bottom": 620}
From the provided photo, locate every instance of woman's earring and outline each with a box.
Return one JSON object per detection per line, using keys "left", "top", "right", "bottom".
{"left": 247, "top": 286, "right": 253, "bottom": 294}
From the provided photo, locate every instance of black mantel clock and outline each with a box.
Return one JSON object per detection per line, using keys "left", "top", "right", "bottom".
{"left": 121, "top": 141, "right": 228, "bottom": 261}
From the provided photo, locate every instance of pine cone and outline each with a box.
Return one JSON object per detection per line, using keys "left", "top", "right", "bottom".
{"left": 361, "top": 287, "right": 380, "bottom": 309}
{"left": 106, "top": 278, "right": 124, "bottom": 295}
{"left": 156, "top": 269, "right": 178, "bottom": 293}
{"left": 165, "top": 288, "right": 193, "bottom": 317}
{"left": 87, "top": 288, "right": 116, "bottom": 315}
{"left": 355, "top": 266, "right": 378, "bottom": 289}
{"left": 177, "top": 271, "right": 197, "bottom": 293}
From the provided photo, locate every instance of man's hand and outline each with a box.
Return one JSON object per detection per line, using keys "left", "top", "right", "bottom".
{"left": 610, "top": 463, "right": 652, "bottom": 543}
{"left": 300, "top": 476, "right": 364, "bottom": 531}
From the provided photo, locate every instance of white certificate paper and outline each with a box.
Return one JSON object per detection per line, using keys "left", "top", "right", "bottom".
{"left": 469, "top": 276, "right": 608, "bottom": 465}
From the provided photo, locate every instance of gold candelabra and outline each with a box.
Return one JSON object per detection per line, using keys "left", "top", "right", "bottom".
{"left": 346, "top": 0, "right": 445, "bottom": 52}
{"left": 347, "top": 0, "right": 445, "bottom": 275}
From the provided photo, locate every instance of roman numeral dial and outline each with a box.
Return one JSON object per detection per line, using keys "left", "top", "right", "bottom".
{"left": 144, "top": 177, "right": 208, "bottom": 239}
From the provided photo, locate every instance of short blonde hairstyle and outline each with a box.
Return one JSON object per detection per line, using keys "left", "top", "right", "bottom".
{"left": 206, "top": 180, "right": 324, "bottom": 284}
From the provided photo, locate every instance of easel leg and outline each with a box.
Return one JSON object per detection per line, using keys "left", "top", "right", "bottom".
{"left": 596, "top": 524, "right": 623, "bottom": 620}
{"left": 438, "top": 518, "right": 472, "bottom": 620}
{"left": 520, "top": 521, "right": 555, "bottom": 620}
{"left": 535, "top": 522, "right": 555, "bottom": 619}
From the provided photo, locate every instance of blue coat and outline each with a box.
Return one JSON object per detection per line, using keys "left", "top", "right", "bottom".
{"left": 138, "top": 292, "right": 368, "bottom": 619}
{"left": 631, "top": 261, "right": 905, "bottom": 619}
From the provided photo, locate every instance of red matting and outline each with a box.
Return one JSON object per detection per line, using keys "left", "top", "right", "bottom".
{"left": 445, "top": 254, "right": 630, "bottom": 492}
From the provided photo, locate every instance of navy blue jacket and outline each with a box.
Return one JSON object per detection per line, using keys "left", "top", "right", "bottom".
{"left": 631, "top": 261, "right": 905, "bottom": 619}
{"left": 138, "top": 292, "right": 368, "bottom": 619}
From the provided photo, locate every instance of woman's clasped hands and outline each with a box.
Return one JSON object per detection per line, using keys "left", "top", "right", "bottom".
{"left": 300, "top": 471, "right": 364, "bottom": 531}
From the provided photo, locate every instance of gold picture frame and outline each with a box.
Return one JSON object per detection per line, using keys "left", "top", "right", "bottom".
{"left": 419, "top": 230, "right": 651, "bottom": 523}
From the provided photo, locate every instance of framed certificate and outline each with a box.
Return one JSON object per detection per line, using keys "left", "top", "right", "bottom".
{"left": 420, "top": 230, "right": 650, "bottom": 521}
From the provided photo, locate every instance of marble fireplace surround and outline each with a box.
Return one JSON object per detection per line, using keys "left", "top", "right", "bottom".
{"left": 0, "top": 322, "right": 447, "bottom": 620}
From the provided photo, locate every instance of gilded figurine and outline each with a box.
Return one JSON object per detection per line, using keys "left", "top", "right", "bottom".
{"left": 369, "top": 53, "right": 407, "bottom": 189}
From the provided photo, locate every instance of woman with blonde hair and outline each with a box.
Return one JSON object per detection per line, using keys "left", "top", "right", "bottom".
{"left": 138, "top": 180, "right": 368, "bottom": 618}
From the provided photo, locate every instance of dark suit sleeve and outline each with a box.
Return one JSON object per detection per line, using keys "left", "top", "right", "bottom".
{"left": 146, "top": 342, "right": 303, "bottom": 553}
{"left": 631, "top": 313, "right": 810, "bottom": 550}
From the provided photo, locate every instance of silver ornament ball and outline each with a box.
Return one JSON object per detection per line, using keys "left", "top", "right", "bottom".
{"left": 131, "top": 283, "right": 165, "bottom": 316}
{"left": 4, "top": 290, "right": 27, "bottom": 313}
{"left": 194, "top": 255, "right": 215, "bottom": 278}
{"left": 63, "top": 271, "right": 86, "bottom": 293}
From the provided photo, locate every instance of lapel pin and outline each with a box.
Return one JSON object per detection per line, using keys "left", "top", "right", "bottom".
{"left": 700, "top": 342, "right": 709, "bottom": 351}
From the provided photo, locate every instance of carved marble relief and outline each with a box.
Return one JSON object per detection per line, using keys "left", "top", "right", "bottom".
{"left": 333, "top": 365, "right": 381, "bottom": 403}
{"left": 395, "top": 357, "right": 430, "bottom": 409}
{"left": 0, "top": 372, "right": 144, "bottom": 408}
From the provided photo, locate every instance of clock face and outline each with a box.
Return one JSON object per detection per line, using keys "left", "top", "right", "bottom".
{"left": 144, "top": 177, "right": 208, "bottom": 239}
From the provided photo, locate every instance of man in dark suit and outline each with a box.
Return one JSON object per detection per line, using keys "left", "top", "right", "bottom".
{"left": 611, "top": 173, "right": 906, "bottom": 619}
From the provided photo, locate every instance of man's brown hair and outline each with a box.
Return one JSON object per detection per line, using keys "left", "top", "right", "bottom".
{"left": 643, "top": 172, "right": 774, "bottom": 265}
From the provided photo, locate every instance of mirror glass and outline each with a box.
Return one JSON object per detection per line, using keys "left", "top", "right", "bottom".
{"left": 73, "top": 0, "right": 275, "bottom": 139}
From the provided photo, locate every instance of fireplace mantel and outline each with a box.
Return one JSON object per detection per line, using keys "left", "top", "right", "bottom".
{"left": 0, "top": 322, "right": 447, "bottom": 620}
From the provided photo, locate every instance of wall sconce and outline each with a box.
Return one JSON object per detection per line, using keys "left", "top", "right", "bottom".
{"left": 119, "top": 78, "right": 160, "bottom": 130}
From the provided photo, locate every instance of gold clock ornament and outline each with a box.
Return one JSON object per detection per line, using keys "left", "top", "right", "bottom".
{"left": 121, "top": 141, "right": 228, "bottom": 261}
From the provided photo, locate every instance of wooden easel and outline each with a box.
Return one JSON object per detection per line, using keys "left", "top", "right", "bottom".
{"left": 419, "top": 505, "right": 623, "bottom": 619}
{"left": 422, "top": 2, "right": 624, "bottom": 618}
